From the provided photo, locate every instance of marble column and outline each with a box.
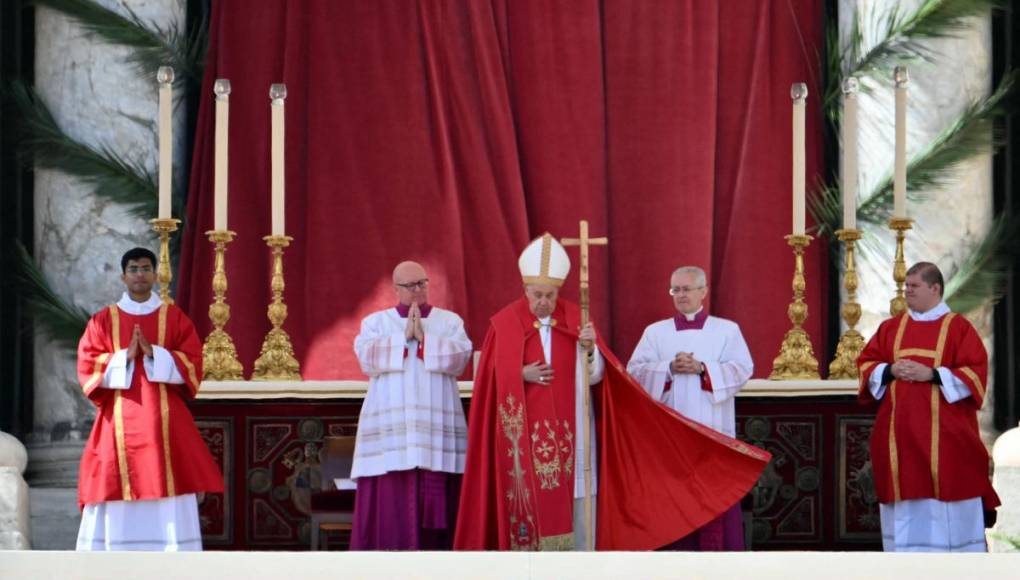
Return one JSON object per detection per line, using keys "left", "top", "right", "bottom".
{"left": 28, "top": 0, "right": 185, "bottom": 549}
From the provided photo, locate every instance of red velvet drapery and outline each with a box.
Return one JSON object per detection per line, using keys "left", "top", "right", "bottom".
{"left": 178, "top": 0, "right": 827, "bottom": 379}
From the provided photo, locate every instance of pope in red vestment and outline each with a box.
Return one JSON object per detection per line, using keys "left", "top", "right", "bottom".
{"left": 77, "top": 250, "right": 222, "bottom": 518}
{"left": 454, "top": 234, "right": 771, "bottom": 551}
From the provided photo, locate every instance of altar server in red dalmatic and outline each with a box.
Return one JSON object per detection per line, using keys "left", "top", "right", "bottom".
{"left": 76, "top": 247, "right": 223, "bottom": 551}
{"left": 858, "top": 261, "right": 999, "bottom": 552}
{"left": 455, "top": 234, "right": 771, "bottom": 551}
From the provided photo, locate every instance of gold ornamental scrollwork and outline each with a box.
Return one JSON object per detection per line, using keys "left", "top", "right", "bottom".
{"left": 829, "top": 228, "right": 865, "bottom": 379}
{"left": 202, "top": 230, "right": 244, "bottom": 380}
{"left": 770, "top": 234, "right": 820, "bottom": 380}
{"left": 149, "top": 218, "right": 180, "bottom": 305}
{"left": 888, "top": 217, "right": 913, "bottom": 317}
{"left": 252, "top": 235, "right": 301, "bottom": 381}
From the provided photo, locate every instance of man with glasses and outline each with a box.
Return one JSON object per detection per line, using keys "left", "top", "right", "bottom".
{"left": 75, "top": 247, "right": 223, "bottom": 550}
{"left": 350, "top": 260, "right": 472, "bottom": 549}
{"left": 627, "top": 265, "right": 754, "bottom": 550}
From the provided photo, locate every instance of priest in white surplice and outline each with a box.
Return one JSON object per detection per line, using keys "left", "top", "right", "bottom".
{"left": 626, "top": 266, "right": 753, "bottom": 550}
{"left": 350, "top": 261, "right": 472, "bottom": 550}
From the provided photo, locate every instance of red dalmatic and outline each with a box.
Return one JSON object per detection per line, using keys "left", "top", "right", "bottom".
{"left": 858, "top": 312, "right": 999, "bottom": 508}
{"left": 455, "top": 297, "right": 771, "bottom": 550}
{"left": 76, "top": 303, "right": 223, "bottom": 510}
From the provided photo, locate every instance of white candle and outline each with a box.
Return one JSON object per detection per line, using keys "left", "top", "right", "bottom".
{"left": 842, "top": 77, "right": 859, "bottom": 230}
{"left": 893, "top": 67, "right": 908, "bottom": 218}
{"left": 157, "top": 67, "right": 174, "bottom": 219}
{"left": 270, "top": 84, "right": 287, "bottom": 237}
{"left": 791, "top": 83, "right": 807, "bottom": 236}
{"left": 214, "top": 79, "right": 231, "bottom": 231}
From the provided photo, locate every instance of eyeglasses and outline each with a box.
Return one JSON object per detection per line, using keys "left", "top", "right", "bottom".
{"left": 126, "top": 266, "right": 154, "bottom": 274}
{"left": 395, "top": 278, "right": 429, "bottom": 291}
{"left": 669, "top": 285, "right": 704, "bottom": 296}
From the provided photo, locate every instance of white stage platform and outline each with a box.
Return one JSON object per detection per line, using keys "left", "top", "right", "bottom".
{"left": 3, "top": 551, "right": 1019, "bottom": 580}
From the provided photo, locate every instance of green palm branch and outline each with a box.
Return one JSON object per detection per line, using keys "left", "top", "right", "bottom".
{"left": 13, "top": 242, "right": 91, "bottom": 349}
{"left": 944, "top": 213, "right": 1020, "bottom": 313}
{"left": 6, "top": 79, "right": 163, "bottom": 215}
{"left": 31, "top": 0, "right": 206, "bottom": 90}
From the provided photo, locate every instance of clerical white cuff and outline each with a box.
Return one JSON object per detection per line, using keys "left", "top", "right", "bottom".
{"left": 868, "top": 363, "right": 889, "bottom": 400}
{"left": 103, "top": 349, "right": 131, "bottom": 389}
{"left": 144, "top": 346, "right": 185, "bottom": 384}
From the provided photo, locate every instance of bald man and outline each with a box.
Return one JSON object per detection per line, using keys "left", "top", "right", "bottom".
{"left": 349, "top": 261, "right": 472, "bottom": 550}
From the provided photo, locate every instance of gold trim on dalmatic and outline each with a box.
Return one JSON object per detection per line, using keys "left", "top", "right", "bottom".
{"left": 173, "top": 351, "right": 200, "bottom": 389}
{"left": 933, "top": 313, "right": 956, "bottom": 367}
{"left": 109, "top": 304, "right": 133, "bottom": 500}
{"left": 958, "top": 366, "right": 985, "bottom": 399}
{"left": 887, "top": 314, "right": 909, "bottom": 502}
{"left": 889, "top": 381, "right": 900, "bottom": 501}
{"left": 896, "top": 348, "right": 936, "bottom": 359}
{"left": 930, "top": 385, "right": 940, "bottom": 498}
{"left": 109, "top": 305, "right": 120, "bottom": 351}
{"left": 157, "top": 304, "right": 176, "bottom": 496}
{"left": 113, "top": 391, "right": 133, "bottom": 501}
{"left": 927, "top": 313, "right": 955, "bottom": 500}
{"left": 82, "top": 353, "right": 111, "bottom": 394}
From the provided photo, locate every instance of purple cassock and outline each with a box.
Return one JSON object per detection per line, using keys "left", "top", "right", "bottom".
{"left": 350, "top": 469, "right": 461, "bottom": 550}
{"left": 350, "top": 302, "right": 463, "bottom": 550}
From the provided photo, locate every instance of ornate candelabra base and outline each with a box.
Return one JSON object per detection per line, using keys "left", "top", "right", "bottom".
{"left": 252, "top": 235, "right": 301, "bottom": 381}
{"left": 202, "top": 230, "right": 244, "bottom": 381}
{"left": 829, "top": 228, "right": 864, "bottom": 380}
{"left": 770, "top": 234, "right": 820, "bottom": 380}
{"left": 889, "top": 217, "right": 914, "bottom": 317}
{"left": 149, "top": 218, "right": 180, "bottom": 305}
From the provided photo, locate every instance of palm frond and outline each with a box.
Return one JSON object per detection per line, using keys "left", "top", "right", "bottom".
{"left": 13, "top": 242, "right": 91, "bottom": 349}
{"left": 31, "top": 0, "right": 206, "bottom": 89}
{"left": 857, "top": 71, "right": 1016, "bottom": 224}
{"left": 944, "top": 213, "right": 1020, "bottom": 313}
{"left": 824, "top": 0, "right": 1003, "bottom": 120}
{"left": 6, "top": 79, "right": 160, "bottom": 214}
{"left": 851, "top": 0, "right": 1001, "bottom": 81}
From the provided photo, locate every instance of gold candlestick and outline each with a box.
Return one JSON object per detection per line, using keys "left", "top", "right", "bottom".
{"left": 252, "top": 235, "right": 301, "bottom": 381}
{"left": 888, "top": 217, "right": 913, "bottom": 317}
{"left": 828, "top": 229, "right": 864, "bottom": 379}
{"left": 770, "top": 234, "right": 820, "bottom": 380}
{"left": 149, "top": 218, "right": 180, "bottom": 304}
{"left": 202, "top": 230, "right": 244, "bottom": 380}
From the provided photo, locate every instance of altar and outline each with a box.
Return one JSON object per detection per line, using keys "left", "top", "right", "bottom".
{"left": 188, "top": 378, "right": 880, "bottom": 551}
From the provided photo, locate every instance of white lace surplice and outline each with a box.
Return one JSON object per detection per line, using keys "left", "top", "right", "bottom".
{"left": 351, "top": 307, "right": 472, "bottom": 478}
{"left": 626, "top": 316, "right": 752, "bottom": 437}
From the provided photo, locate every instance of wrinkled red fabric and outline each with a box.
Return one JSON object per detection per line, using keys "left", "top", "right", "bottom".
{"left": 178, "top": 1, "right": 826, "bottom": 379}
{"left": 454, "top": 298, "right": 770, "bottom": 550}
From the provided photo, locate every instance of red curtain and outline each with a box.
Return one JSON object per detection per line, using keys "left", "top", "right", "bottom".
{"left": 178, "top": 0, "right": 827, "bottom": 380}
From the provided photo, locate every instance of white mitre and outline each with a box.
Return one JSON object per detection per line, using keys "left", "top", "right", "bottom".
{"left": 518, "top": 232, "right": 570, "bottom": 287}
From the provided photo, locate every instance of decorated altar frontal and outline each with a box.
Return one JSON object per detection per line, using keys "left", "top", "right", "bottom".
{"left": 187, "top": 378, "right": 879, "bottom": 551}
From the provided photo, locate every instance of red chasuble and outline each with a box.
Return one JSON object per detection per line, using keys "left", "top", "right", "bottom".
{"left": 76, "top": 303, "right": 223, "bottom": 510}
{"left": 857, "top": 312, "right": 999, "bottom": 509}
{"left": 454, "top": 297, "right": 771, "bottom": 551}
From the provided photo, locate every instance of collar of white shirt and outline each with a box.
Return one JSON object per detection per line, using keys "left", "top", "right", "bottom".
{"left": 117, "top": 292, "right": 163, "bottom": 316}
{"left": 909, "top": 301, "right": 950, "bottom": 322}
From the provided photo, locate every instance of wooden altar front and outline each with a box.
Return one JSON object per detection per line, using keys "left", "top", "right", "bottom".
{"left": 188, "top": 379, "right": 881, "bottom": 551}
